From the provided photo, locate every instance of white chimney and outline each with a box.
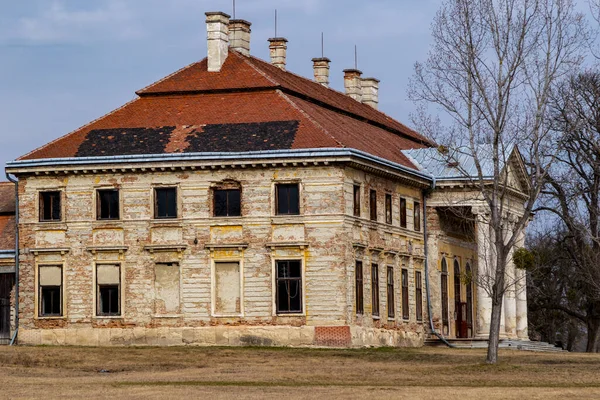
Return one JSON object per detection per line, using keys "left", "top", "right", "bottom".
{"left": 229, "top": 19, "right": 251, "bottom": 56}
{"left": 361, "top": 77, "right": 380, "bottom": 109}
{"left": 205, "top": 11, "right": 230, "bottom": 72}
{"left": 268, "top": 38, "right": 288, "bottom": 70}
{"left": 312, "top": 57, "right": 331, "bottom": 88}
{"left": 343, "top": 69, "right": 363, "bottom": 102}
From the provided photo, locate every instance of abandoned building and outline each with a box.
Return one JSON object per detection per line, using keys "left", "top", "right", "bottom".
{"left": 2, "top": 12, "right": 530, "bottom": 347}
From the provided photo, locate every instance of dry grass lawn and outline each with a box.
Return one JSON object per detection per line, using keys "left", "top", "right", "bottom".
{"left": 0, "top": 345, "right": 599, "bottom": 399}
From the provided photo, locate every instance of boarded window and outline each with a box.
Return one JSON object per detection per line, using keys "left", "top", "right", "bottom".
{"left": 155, "top": 187, "right": 177, "bottom": 219}
{"left": 416, "top": 271, "right": 423, "bottom": 321}
{"left": 276, "top": 260, "right": 302, "bottom": 314}
{"left": 276, "top": 184, "right": 300, "bottom": 215}
{"left": 400, "top": 198, "right": 407, "bottom": 228}
{"left": 97, "top": 264, "right": 120, "bottom": 316}
{"left": 214, "top": 262, "right": 241, "bottom": 315}
{"left": 155, "top": 263, "right": 180, "bottom": 315}
{"left": 39, "top": 265, "right": 62, "bottom": 317}
{"left": 385, "top": 194, "right": 392, "bottom": 224}
{"left": 414, "top": 201, "right": 421, "bottom": 231}
{"left": 371, "top": 263, "right": 379, "bottom": 317}
{"left": 39, "top": 191, "right": 61, "bottom": 222}
{"left": 387, "top": 266, "right": 395, "bottom": 318}
{"left": 214, "top": 189, "right": 241, "bottom": 217}
{"left": 369, "top": 190, "right": 377, "bottom": 221}
{"left": 97, "top": 189, "right": 119, "bottom": 220}
{"left": 402, "top": 268, "right": 409, "bottom": 319}
{"left": 355, "top": 261, "right": 363, "bottom": 315}
{"left": 353, "top": 185, "right": 361, "bottom": 217}
{"left": 441, "top": 258, "right": 449, "bottom": 332}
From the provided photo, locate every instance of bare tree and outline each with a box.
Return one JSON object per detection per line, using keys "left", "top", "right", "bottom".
{"left": 536, "top": 71, "right": 600, "bottom": 351}
{"left": 409, "top": 0, "right": 587, "bottom": 363}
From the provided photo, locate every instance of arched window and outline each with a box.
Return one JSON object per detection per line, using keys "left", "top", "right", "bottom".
{"left": 466, "top": 262, "right": 473, "bottom": 337}
{"left": 454, "top": 258, "right": 462, "bottom": 338}
{"left": 441, "top": 258, "right": 449, "bottom": 334}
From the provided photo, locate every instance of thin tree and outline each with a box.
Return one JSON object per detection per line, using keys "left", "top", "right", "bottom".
{"left": 409, "top": 0, "right": 587, "bottom": 363}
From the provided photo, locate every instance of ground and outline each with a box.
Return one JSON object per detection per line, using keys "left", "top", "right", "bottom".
{"left": 1, "top": 346, "right": 599, "bottom": 399}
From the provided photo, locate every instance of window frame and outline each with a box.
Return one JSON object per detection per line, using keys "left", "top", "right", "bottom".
{"left": 37, "top": 264, "right": 63, "bottom": 318}
{"left": 95, "top": 263, "right": 122, "bottom": 318}
{"left": 371, "top": 263, "right": 380, "bottom": 317}
{"left": 415, "top": 270, "right": 423, "bottom": 321}
{"left": 369, "top": 189, "right": 377, "bottom": 221}
{"left": 387, "top": 266, "right": 395, "bottom": 319}
{"left": 400, "top": 197, "right": 407, "bottom": 228}
{"left": 414, "top": 201, "right": 422, "bottom": 232}
{"left": 154, "top": 187, "right": 178, "bottom": 219}
{"left": 355, "top": 260, "right": 364, "bottom": 315}
{"left": 39, "top": 190, "right": 62, "bottom": 222}
{"left": 96, "top": 188, "right": 120, "bottom": 221}
{"left": 402, "top": 268, "right": 409, "bottom": 320}
{"left": 353, "top": 185, "right": 361, "bottom": 217}
{"left": 274, "top": 259, "right": 304, "bottom": 315}
{"left": 385, "top": 193, "right": 392, "bottom": 225}
{"left": 275, "top": 183, "right": 300, "bottom": 216}
{"left": 213, "top": 188, "right": 242, "bottom": 218}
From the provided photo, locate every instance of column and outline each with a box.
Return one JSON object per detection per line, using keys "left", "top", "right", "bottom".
{"left": 515, "top": 230, "right": 529, "bottom": 340}
{"left": 504, "top": 218, "right": 518, "bottom": 339}
{"left": 474, "top": 209, "right": 493, "bottom": 339}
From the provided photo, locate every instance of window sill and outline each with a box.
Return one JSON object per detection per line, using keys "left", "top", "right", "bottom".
{"left": 153, "top": 314, "right": 182, "bottom": 319}
{"left": 372, "top": 316, "right": 381, "bottom": 320}
{"left": 271, "top": 215, "right": 303, "bottom": 224}
{"left": 94, "top": 315, "right": 123, "bottom": 319}
{"left": 151, "top": 218, "right": 183, "bottom": 225}
{"left": 36, "top": 316, "right": 66, "bottom": 320}
{"left": 275, "top": 313, "right": 305, "bottom": 317}
{"left": 212, "top": 314, "right": 243, "bottom": 318}
{"left": 387, "top": 318, "right": 396, "bottom": 322}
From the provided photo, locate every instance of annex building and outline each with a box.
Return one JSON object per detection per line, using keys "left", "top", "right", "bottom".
{"left": 2, "top": 12, "right": 530, "bottom": 347}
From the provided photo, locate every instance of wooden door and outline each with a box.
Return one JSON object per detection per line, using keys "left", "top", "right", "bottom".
{"left": 0, "top": 274, "right": 14, "bottom": 341}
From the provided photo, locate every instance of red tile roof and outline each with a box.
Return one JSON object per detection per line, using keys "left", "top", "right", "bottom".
{"left": 19, "top": 50, "right": 433, "bottom": 168}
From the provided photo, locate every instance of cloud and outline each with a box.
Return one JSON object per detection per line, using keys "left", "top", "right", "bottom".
{"left": 7, "top": 0, "right": 143, "bottom": 44}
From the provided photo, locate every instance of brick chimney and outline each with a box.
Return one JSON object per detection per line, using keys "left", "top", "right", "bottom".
{"left": 268, "top": 38, "right": 288, "bottom": 70}
{"left": 312, "top": 57, "right": 331, "bottom": 88}
{"left": 206, "top": 12, "right": 230, "bottom": 72}
{"left": 229, "top": 19, "right": 251, "bottom": 56}
{"left": 361, "top": 77, "right": 380, "bottom": 109}
{"left": 343, "top": 69, "right": 363, "bottom": 102}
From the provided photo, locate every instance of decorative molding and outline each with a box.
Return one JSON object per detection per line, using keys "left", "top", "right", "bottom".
{"left": 265, "top": 241, "right": 309, "bottom": 250}
{"left": 86, "top": 246, "right": 128, "bottom": 254}
{"left": 30, "top": 248, "right": 70, "bottom": 256}
{"left": 204, "top": 243, "right": 249, "bottom": 251}
{"left": 143, "top": 244, "right": 187, "bottom": 253}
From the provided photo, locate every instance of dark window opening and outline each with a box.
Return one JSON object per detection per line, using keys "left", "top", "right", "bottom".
{"left": 369, "top": 190, "right": 377, "bottom": 221}
{"left": 400, "top": 198, "right": 407, "bottom": 228}
{"left": 387, "top": 266, "right": 395, "bottom": 318}
{"left": 40, "top": 286, "right": 61, "bottom": 317}
{"left": 353, "top": 185, "right": 361, "bottom": 217}
{"left": 371, "top": 264, "right": 379, "bottom": 317}
{"left": 355, "top": 261, "right": 364, "bottom": 315}
{"left": 441, "top": 258, "right": 449, "bottom": 332}
{"left": 276, "top": 260, "right": 302, "bottom": 314}
{"left": 39, "top": 191, "right": 61, "bottom": 222}
{"left": 416, "top": 271, "right": 423, "bottom": 321}
{"left": 97, "top": 189, "right": 119, "bottom": 220}
{"left": 385, "top": 194, "right": 392, "bottom": 224}
{"left": 414, "top": 201, "right": 421, "bottom": 231}
{"left": 155, "top": 187, "right": 177, "bottom": 219}
{"left": 98, "top": 285, "right": 120, "bottom": 316}
{"left": 214, "top": 189, "right": 241, "bottom": 217}
{"left": 276, "top": 184, "right": 300, "bottom": 215}
{"left": 402, "top": 268, "right": 409, "bottom": 319}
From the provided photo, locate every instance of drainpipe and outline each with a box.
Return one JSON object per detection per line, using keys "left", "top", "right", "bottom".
{"left": 423, "top": 180, "right": 454, "bottom": 348}
{"left": 6, "top": 173, "right": 18, "bottom": 346}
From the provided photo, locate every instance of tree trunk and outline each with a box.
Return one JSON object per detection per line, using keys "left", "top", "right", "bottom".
{"left": 586, "top": 318, "right": 600, "bottom": 353}
{"left": 486, "top": 294, "right": 504, "bottom": 363}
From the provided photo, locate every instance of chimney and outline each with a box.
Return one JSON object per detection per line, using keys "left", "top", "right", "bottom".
{"left": 205, "top": 11, "right": 231, "bottom": 72}
{"left": 361, "top": 77, "right": 380, "bottom": 109}
{"left": 343, "top": 69, "right": 363, "bottom": 102}
{"left": 229, "top": 19, "right": 251, "bottom": 56}
{"left": 268, "top": 38, "right": 288, "bottom": 70}
{"left": 312, "top": 57, "right": 331, "bottom": 88}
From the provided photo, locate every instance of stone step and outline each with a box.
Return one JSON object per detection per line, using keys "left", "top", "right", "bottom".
{"left": 424, "top": 338, "right": 567, "bottom": 352}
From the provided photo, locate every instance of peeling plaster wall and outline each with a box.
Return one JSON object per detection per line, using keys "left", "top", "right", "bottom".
{"left": 15, "top": 165, "right": 429, "bottom": 347}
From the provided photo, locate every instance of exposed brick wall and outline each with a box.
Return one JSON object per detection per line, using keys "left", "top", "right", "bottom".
{"left": 314, "top": 326, "right": 351, "bottom": 347}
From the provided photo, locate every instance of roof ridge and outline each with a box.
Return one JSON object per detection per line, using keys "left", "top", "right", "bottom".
{"left": 276, "top": 90, "right": 344, "bottom": 148}
{"left": 17, "top": 97, "right": 141, "bottom": 161}
{"left": 234, "top": 50, "right": 281, "bottom": 86}
{"left": 136, "top": 60, "right": 201, "bottom": 95}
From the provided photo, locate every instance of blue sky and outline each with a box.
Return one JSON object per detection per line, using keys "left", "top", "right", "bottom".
{"left": 0, "top": 0, "right": 442, "bottom": 168}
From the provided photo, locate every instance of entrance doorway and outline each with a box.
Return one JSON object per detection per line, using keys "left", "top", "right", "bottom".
{"left": 0, "top": 273, "right": 14, "bottom": 343}
{"left": 454, "top": 259, "right": 468, "bottom": 338}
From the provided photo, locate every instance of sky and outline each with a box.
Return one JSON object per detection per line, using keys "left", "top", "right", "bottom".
{"left": 0, "top": 0, "right": 441, "bottom": 169}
